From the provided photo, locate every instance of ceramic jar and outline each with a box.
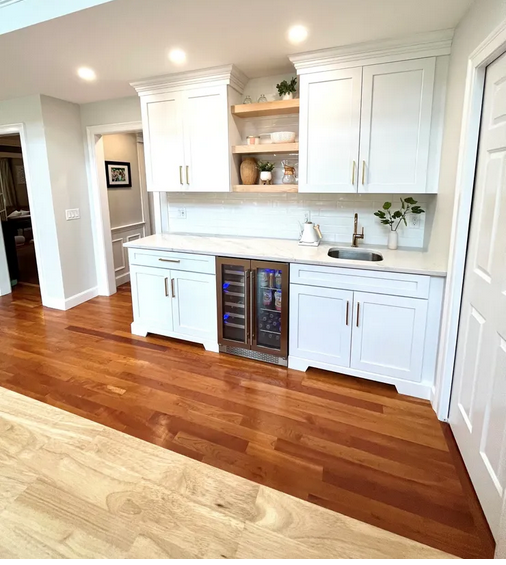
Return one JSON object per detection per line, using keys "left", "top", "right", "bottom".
{"left": 240, "top": 158, "right": 258, "bottom": 185}
{"left": 388, "top": 231, "right": 399, "bottom": 250}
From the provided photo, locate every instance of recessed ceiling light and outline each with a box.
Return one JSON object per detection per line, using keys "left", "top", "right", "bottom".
{"left": 77, "top": 67, "right": 96, "bottom": 81}
{"left": 288, "top": 25, "right": 308, "bottom": 45}
{"left": 169, "top": 49, "right": 186, "bottom": 65}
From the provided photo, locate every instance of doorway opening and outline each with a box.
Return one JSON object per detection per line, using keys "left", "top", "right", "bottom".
{"left": 0, "top": 133, "right": 41, "bottom": 301}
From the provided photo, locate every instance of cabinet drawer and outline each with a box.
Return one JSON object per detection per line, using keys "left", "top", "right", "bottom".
{"left": 290, "top": 263, "right": 430, "bottom": 299}
{"left": 128, "top": 248, "right": 216, "bottom": 275}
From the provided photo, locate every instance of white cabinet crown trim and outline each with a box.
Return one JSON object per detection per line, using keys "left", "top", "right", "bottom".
{"left": 131, "top": 64, "right": 248, "bottom": 95}
{"left": 289, "top": 29, "right": 453, "bottom": 74}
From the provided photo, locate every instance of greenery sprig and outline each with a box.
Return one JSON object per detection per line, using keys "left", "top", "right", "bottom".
{"left": 257, "top": 161, "right": 275, "bottom": 172}
{"left": 374, "top": 197, "right": 425, "bottom": 232}
{"left": 276, "top": 77, "right": 297, "bottom": 96}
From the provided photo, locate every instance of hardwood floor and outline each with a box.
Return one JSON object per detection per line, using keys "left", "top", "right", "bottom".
{"left": 0, "top": 283, "right": 495, "bottom": 558}
{"left": 0, "top": 387, "right": 455, "bottom": 559}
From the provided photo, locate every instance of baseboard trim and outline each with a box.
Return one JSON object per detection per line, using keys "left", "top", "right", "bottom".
{"left": 116, "top": 272, "right": 131, "bottom": 287}
{"left": 42, "top": 287, "right": 99, "bottom": 311}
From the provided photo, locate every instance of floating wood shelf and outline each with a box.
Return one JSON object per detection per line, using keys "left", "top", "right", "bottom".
{"left": 232, "top": 143, "right": 299, "bottom": 154}
{"left": 232, "top": 184, "right": 298, "bottom": 193}
{"left": 231, "top": 99, "right": 300, "bottom": 118}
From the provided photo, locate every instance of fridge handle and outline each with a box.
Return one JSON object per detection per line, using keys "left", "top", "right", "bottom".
{"left": 244, "top": 270, "right": 250, "bottom": 343}
{"left": 249, "top": 269, "right": 255, "bottom": 343}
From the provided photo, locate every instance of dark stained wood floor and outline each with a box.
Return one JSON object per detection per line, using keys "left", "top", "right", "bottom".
{"left": 0, "top": 283, "right": 495, "bottom": 558}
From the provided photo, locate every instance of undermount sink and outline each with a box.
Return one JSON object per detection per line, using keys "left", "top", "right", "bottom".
{"left": 327, "top": 248, "right": 383, "bottom": 262}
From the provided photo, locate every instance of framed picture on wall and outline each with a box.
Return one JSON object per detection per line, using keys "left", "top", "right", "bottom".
{"left": 105, "top": 161, "right": 132, "bottom": 188}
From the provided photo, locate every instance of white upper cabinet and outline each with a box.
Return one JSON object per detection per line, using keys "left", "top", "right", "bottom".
{"left": 132, "top": 65, "right": 247, "bottom": 193}
{"left": 183, "top": 87, "right": 230, "bottom": 192}
{"left": 298, "top": 68, "right": 362, "bottom": 193}
{"left": 359, "top": 58, "right": 436, "bottom": 194}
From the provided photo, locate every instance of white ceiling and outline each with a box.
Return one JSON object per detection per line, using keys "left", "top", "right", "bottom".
{"left": 0, "top": 0, "right": 474, "bottom": 104}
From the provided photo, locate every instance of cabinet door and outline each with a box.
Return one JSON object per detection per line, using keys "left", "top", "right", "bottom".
{"left": 130, "top": 265, "right": 173, "bottom": 336}
{"left": 183, "top": 86, "right": 230, "bottom": 192}
{"left": 298, "top": 68, "right": 362, "bottom": 193}
{"left": 289, "top": 284, "right": 353, "bottom": 367}
{"left": 351, "top": 292, "right": 427, "bottom": 382}
{"left": 142, "top": 92, "right": 185, "bottom": 192}
{"left": 359, "top": 58, "right": 435, "bottom": 194}
{"left": 171, "top": 270, "right": 218, "bottom": 341}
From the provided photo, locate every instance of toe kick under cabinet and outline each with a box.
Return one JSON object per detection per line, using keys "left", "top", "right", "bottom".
{"left": 289, "top": 263, "right": 445, "bottom": 399}
{"left": 128, "top": 248, "right": 218, "bottom": 351}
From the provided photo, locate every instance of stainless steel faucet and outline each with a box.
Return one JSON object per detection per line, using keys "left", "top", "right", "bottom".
{"left": 351, "top": 213, "right": 364, "bottom": 247}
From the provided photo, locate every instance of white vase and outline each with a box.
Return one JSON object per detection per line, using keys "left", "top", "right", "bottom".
{"left": 388, "top": 231, "right": 398, "bottom": 250}
{"left": 281, "top": 93, "right": 294, "bottom": 100}
{"left": 260, "top": 171, "right": 272, "bottom": 184}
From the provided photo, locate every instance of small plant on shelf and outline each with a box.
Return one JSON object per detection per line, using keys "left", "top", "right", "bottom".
{"left": 374, "top": 197, "right": 425, "bottom": 250}
{"left": 276, "top": 77, "right": 297, "bottom": 100}
{"left": 257, "top": 161, "right": 275, "bottom": 185}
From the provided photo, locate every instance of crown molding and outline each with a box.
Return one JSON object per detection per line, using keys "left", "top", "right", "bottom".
{"left": 131, "top": 64, "right": 249, "bottom": 96}
{"left": 289, "top": 29, "right": 454, "bottom": 74}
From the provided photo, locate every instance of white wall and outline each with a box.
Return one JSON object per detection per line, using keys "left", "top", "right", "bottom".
{"left": 80, "top": 96, "right": 141, "bottom": 127}
{"left": 0, "top": 95, "right": 65, "bottom": 306}
{"left": 103, "top": 133, "right": 143, "bottom": 228}
{"left": 167, "top": 192, "right": 432, "bottom": 249}
{"left": 40, "top": 95, "right": 97, "bottom": 302}
{"left": 429, "top": 0, "right": 506, "bottom": 259}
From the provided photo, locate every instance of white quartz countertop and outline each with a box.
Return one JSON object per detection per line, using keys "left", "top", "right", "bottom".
{"left": 124, "top": 234, "right": 447, "bottom": 277}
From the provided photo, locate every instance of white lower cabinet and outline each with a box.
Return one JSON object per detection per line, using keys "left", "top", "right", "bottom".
{"left": 289, "top": 264, "right": 444, "bottom": 399}
{"left": 128, "top": 250, "right": 218, "bottom": 350}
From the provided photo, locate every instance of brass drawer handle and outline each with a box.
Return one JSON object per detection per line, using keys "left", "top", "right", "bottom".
{"left": 179, "top": 166, "right": 183, "bottom": 185}
{"left": 186, "top": 165, "right": 189, "bottom": 184}
{"left": 158, "top": 258, "right": 180, "bottom": 263}
{"left": 164, "top": 277, "right": 169, "bottom": 297}
{"left": 352, "top": 161, "right": 356, "bottom": 185}
{"left": 356, "top": 302, "right": 360, "bottom": 327}
{"left": 171, "top": 278, "right": 176, "bottom": 298}
{"left": 362, "top": 161, "right": 366, "bottom": 185}
{"left": 346, "top": 301, "right": 350, "bottom": 326}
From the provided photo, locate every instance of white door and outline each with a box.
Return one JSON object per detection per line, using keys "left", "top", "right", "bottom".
{"left": 350, "top": 291, "right": 427, "bottom": 382}
{"left": 359, "top": 58, "right": 435, "bottom": 194}
{"left": 142, "top": 92, "right": 185, "bottom": 192}
{"left": 183, "top": 86, "right": 230, "bottom": 192}
{"left": 171, "top": 270, "right": 218, "bottom": 341}
{"left": 289, "top": 284, "right": 353, "bottom": 366}
{"left": 130, "top": 265, "right": 173, "bottom": 336}
{"left": 450, "top": 52, "right": 506, "bottom": 539}
{"left": 298, "top": 68, "right": 362, "bottom": 193}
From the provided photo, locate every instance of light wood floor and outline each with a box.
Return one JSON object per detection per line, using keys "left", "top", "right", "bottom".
{"left": 0, "top": 387, "right": 455, "bottom": 559}
{"left": 0, "top": 284, "right": 494, "bottom": 558}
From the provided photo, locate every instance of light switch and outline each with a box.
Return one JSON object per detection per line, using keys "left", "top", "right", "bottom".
{"left": 65, "top": 208, "right": 80, "bottom": 221}
{"left": 177, "top": 208, "right": 187, "bottom": 219}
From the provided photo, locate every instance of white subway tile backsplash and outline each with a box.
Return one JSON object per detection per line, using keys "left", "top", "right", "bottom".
{"left": 166, "top": 193, "right": 433, "bottom": 249}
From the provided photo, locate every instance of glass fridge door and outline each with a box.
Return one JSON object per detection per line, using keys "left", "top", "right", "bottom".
{"left": 217, "top": 258, "right": 250, "bottom": 347}
{"left": 252, "top": 261, "right": 288, "bottom": 357}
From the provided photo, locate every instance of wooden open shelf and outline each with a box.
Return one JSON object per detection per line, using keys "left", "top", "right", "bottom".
{"left": 232, "top": 143, "right": 299, "bottom": 154}
{"left": 232, "top": 184, "right": 298, "bottom": 193}
{"left": 231, "top": 99, "right": 300, "bottom": 118}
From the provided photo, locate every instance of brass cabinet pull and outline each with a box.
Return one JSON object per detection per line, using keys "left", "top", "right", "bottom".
{"left": 179, "top": 166, "right": 183, "bottom": 185}
{"left": 171, "top": 278, "right": 176, "bottom": 298}
{"left": 361, "top": 161, "right": 366, "bottom": 185}
{"left": 356, "top": 302, "right": 360, "bottom": 327}
{"left": 164, "top": 277, "right": 169, "bottom": 297}
{"left": 352, "top": 161, "right": 356, "bottom": 185}
{"left": 346, "top": 301, "right": 350, "bottom": 326}
{"left": 186, "top": 165, "right": 189, "bottom": 184}
{"left": 249, "top": 269, "right": 255, "bottom": 342}
{"left": 159, "top": 258, "right": 180, "bottom": 263}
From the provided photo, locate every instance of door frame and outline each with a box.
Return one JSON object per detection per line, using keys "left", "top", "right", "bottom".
{"left": 86, "top": 121, "right": 159, "bottom": 296}
{"left": 435, "top": 18, "right": 506, "bottom": 421}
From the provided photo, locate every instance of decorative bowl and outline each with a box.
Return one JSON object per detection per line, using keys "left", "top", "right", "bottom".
{"left": 271, "top": 131, "right": 296, "bottom": 144}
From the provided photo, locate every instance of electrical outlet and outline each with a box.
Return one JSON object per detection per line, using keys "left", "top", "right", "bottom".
{"left": 65, "top": 208, "right": 80, "bottom": 221}
{"left": 410, "top": 214, "right": 420, "bottom": 228}
{"left": 177, "top": 208, "right": 187, "bottom": 219}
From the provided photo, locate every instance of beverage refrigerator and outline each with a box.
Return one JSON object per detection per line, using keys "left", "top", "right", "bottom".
{"left": 216, "top": 257, "right": 289, "bottom": 365}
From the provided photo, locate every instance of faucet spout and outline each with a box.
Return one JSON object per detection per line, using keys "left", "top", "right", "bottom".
{"left": 352, "top": 213, "right": 364, "bottom": 248}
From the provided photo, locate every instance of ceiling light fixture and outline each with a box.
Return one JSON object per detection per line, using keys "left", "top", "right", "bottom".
{"left": 77, "top": 67, "right": 96, "bottom": 81}
{"left": 169, "top": 49, "right": 186, "bottom": 65}
{"left": 287, "top": 25, "right": 308, "bottom": 45}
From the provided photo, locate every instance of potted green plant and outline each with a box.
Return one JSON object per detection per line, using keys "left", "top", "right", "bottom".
{"left": 257, "top": 161, "right": 275, "bottom": 185}
{"left": 374, "top": 197, "right": 425, "bottom": 250}
{"left": 276, "top": 77, "right": 297, "bottom": 100}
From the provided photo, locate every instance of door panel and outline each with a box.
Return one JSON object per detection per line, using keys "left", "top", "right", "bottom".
{"left": 298, "top": 68, "right": 362, "bottom": 193}
{"left": 183, "top": 87, "right": 230, "bottom": 191}
{"left": 289, "top": 284, "right": 353, "bottom": 367}
{"left": 350, "top": 291, "right": 427, "bottom": 382}
{"left": 359, "top": 58, "right": 435, "bottom": 193}
{"left": 130, "top": 265, "right": 173, "bottom": 336}
{"left": 450, "top": 51, "right": 506, "bottom": 538}
{"left": 143, "top": 93, "right": 185, "bottom": 192}
{"left": 251, "top": 261, "right": 289, "bottom": 358}
{"left": 172, "top": 271, "right": 217, "bottom": 341}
